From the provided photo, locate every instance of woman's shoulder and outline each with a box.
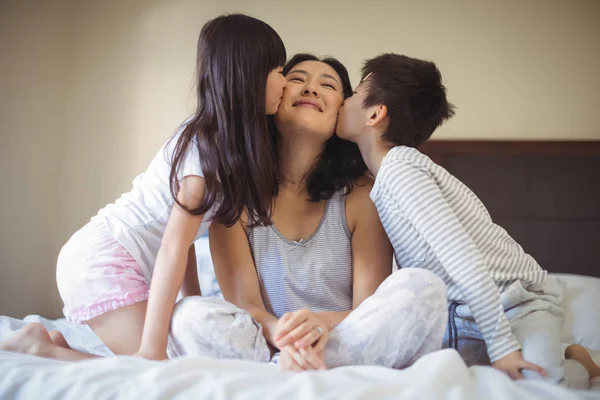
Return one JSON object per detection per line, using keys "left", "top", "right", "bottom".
{"left": 346, "top": 174, "right": 375, "bottom": 200}
{"left": 344, "top": 174, "right": 378, "bottom": 229}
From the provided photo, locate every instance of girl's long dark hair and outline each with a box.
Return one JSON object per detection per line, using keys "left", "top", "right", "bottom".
{"left": 276, "top": 53, "right": 367, "bottom": 201}
{"left": 169, "top": 14, "right": 286, "bottom": 227}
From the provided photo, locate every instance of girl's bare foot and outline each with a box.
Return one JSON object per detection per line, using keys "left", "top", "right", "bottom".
{"left": 49, "top": 330, "right": 70, "bottom": 349}
{"left": 1, "top": 323, "right": 96, "bottom": 361}
{"left": 0, "top": 322, "right": 54, "bottom": 357}
{"left": 566, "top": 344, "right": 600, "bottom": 380}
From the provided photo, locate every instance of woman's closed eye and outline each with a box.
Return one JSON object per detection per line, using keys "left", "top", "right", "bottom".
{"left": 320, "top": 79, "right": 340, "bottom": 91}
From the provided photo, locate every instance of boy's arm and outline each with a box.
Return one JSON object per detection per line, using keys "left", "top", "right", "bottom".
{"left": 374, "top": 160, "right": 520, "bottom": 363}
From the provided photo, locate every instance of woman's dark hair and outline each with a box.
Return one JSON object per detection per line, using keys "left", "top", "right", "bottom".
{"left": 169, "top": 14, "right": 286, "bottom": 227}
{"left": 277, "top": 53, "right": 367, "bottom": 201}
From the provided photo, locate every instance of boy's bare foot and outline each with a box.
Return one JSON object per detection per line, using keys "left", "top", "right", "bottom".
{"left": 566, "top": 344, "right": 600, "bottom": 380}
{"left": 0, "top": 322, "right": 54, "bottom": 357}
{"left": 49, "top": 330, "right": 70, "bottom": 349}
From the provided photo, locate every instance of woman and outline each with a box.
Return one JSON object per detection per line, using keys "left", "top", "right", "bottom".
{"left": 169, "top": 54, "right": 448, "bottom": 371}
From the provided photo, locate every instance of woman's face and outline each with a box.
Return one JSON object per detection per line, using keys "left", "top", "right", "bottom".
{"left": 265, "top": 67, "right": 287, "bottom": 115}
{"left": 275, "top": 61, "right": 345, "bottom": 141}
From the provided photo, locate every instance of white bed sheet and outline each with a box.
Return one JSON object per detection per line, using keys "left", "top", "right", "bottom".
{"left": 1, "top": 347, "right": 597, "bottom": 400}
{"left": 0, "top": 274, "right": 599, "bottom": 400}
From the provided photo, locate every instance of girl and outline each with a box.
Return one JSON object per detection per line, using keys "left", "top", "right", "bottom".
{"left": 1, "top": 14, "right": 287, "bottom": 361}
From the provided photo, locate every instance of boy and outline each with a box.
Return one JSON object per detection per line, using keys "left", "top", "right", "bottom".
{"left": 336, "top": 53, "right": 597, "bottom": 388}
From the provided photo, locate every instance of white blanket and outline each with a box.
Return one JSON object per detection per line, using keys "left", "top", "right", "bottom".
{"left": 1, "top": 273, "right": 599, "bottom": 400}
{"left": 1, "top": 346, "right": 598, "bottom": 400}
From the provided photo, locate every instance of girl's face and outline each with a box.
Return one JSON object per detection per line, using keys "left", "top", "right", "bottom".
{"left": 275, "top": 61, "right": 345, "bottom": 141}
{"left": 265, "top": 67, "right": 287, "bottom": 115}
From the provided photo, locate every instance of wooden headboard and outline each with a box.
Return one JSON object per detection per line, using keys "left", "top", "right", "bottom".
{"left": 419, "top": 140, "right": 600, "bottom": 278}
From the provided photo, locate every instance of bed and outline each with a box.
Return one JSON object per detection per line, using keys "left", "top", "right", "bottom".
{"left": 419, "top": 140, "right": 600, "bottom": 277}
{"left": 1, "top": 140, "right": 599, "bottom": 399}
{"left": 1, "top": 273, "right": 599, "bottom": 400}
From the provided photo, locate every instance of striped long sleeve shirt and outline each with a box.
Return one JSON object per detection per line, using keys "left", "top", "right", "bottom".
{"left": 370, "top": 146, "right": 546, "bottom": 362}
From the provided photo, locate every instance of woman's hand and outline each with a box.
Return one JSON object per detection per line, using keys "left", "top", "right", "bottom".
{"left": 274, "top": 308, "right": 329, "bottom": 354}
{"left": 279, "top": 345, "right": 326, "bottom": 372}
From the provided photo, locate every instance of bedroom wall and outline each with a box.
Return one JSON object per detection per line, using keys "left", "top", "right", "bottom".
{"left": 0, "top": 0, "right": 598, "bottom": 318}
{"left": 0, "top": 1, "right": 71, "bottom": 318}
{"left": 57, "top": 0, "right": 600, "bottom": 247}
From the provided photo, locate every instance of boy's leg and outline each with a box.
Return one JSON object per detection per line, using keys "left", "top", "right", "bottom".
{"left": 168, "top": 296, "right": 270, "bottom": 362}
{"left": 442, "top": 312, "right": 490, "bottom": 367}
{"left": 507, "top": 279, "right": 590, "bottom": 389}
{"left": 565, "top": 344, "right": 600, "bottom": 380}
{"left": 324, "top": 269, "right": 447, "bottom": 368}
{"left": 510, "top": 306, "right": 589, "bottom": 388}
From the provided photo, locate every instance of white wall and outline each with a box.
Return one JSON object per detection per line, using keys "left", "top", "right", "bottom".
{"left": 240, "top": 0, "right": 600, "bottom": 140}
{"left": 1, "top": 0, "right": 599, "bottom": 318}
{"left": 0, "top": 0, "right": 71, "bottom": 318}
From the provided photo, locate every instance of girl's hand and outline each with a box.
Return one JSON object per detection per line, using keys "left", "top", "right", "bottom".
{"left": 134, "top": 347, "right": 168, "bottom": 361}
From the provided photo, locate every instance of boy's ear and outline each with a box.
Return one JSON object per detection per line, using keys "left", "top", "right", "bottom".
{"left": 366, "top": 104, "right": 388, "bottom": 127}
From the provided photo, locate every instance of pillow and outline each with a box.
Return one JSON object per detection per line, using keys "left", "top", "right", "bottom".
{"left": 553, "top": 273, "right": 600, "bottom": 352}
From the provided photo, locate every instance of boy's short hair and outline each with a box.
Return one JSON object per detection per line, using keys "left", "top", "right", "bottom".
{"left": 362, "top": 54, "right": 456, "bottom": 147}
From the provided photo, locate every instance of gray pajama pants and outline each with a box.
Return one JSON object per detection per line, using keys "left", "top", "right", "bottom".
{"left": 168, "top": 269, "right": 448, "bottom": 369}
{"left": 443, "top": 276, "right": 590, "bottom": 389}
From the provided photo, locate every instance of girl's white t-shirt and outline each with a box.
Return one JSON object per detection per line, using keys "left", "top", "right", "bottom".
{"left": 91, "top": 122, "right": 213, "bottom": 284}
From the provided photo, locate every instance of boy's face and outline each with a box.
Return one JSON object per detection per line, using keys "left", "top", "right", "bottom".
{"left": 335, "top": 80, "right": 371, "bottom": 141}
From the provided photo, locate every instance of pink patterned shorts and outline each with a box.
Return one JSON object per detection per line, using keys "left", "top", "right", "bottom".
{"left": 56, "top": 220, "right": 149, "bottom": 324}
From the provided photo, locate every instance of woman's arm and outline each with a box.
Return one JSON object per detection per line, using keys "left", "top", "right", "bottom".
{"left": 346, "top": 177, "right": 394, "bottom": 308}
{"left": 137, "top": 176, "right": 206, "bottom": 360}
{"left": 209, "top": 220, "right": 279, "bottom": 348}
{"left": 280, "top": 177, "right": 393, "bottom": 349}
{"left": 312, "top": 311, "right": 351, "bottom": 332}
{"left": 312, "top": 177, "right": 393, "bottom": 330}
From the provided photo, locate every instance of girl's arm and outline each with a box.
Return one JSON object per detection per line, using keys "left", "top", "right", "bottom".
{"left": 136, "top": 176, "right": 206, "bottom": 360}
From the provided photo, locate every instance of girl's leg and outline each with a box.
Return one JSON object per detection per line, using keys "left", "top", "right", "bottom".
{"left": 1, "top": 300, "right": 147, "bottom": 360}
{"left": 48, "top": 330, "right": 70, "bottom": 349}
{"left": 0, "top": 323, "right": 96, "bottom": 361}
{"left": 85, "top": 300, "right": 147, "bottom": 355}
{"left": 324, "top": 268, "right": 448, "bottom": 368}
